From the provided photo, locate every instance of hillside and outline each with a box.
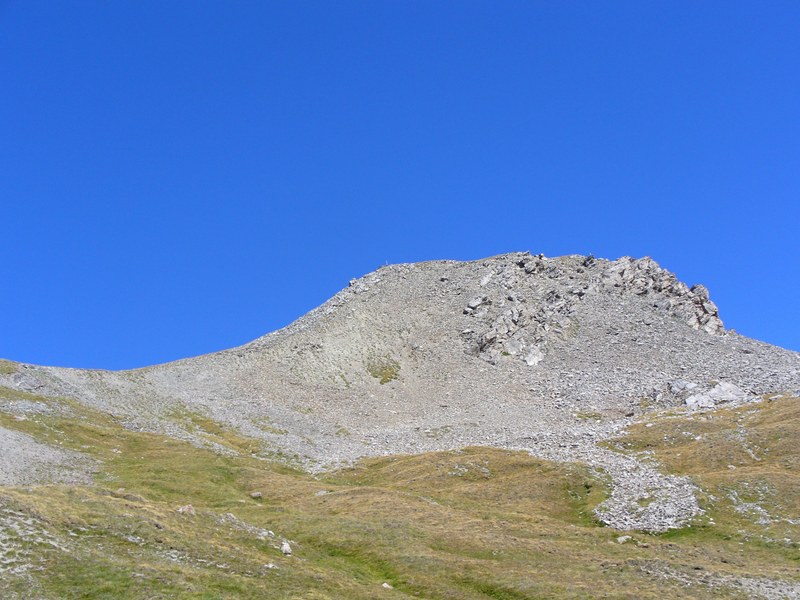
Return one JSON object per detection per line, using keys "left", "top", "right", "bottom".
{"left": 1, "top": 252, "right": 799, "bottom": 598}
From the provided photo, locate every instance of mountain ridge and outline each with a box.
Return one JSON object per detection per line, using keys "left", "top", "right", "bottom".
{"left": 2, "top": 251, "right": 799, "bottom": 598}
{"left": 2, "top": 251, "right": 798, "bottom": 532}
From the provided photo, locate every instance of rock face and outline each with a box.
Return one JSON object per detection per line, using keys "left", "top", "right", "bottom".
{"left": 461, "top": 254, "right": 725, "bottom": 368}
{"left": 1, "top": 251, "right": 799, "bottom": 533}
{"left": 678, "top": 381, "right": 753, "bottom": 409}
{"left": 600, "top": 256, "right": 724, "bottom": 335}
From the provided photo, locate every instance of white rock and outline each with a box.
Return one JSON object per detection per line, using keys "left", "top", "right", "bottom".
{"left": 467, "top": 296, "right": 489, "bottom": 310}
{"left": 669, "top": 380, "right": 698, "bottom": 395}
{"left": 505, "top": 339, "right": 524, "bottom": 355}
{"left": 686, "top": 381, "right": 751, "bottom": 408}
{"left": 707, "top": 381, "right": 750, "bottom": 403}
{"left": 685, "top": 394, "right": 715, "bottom": 409}
{"left": 524, "top": 347, "right": 545, "bottom": 366}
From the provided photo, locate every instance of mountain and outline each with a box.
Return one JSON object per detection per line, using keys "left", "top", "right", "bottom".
{"left": 2, "top": 252, "right": 799, "bottom": 599}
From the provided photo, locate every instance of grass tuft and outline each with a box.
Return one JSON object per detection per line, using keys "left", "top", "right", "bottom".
{"left": 0, "top": 360, "right": 17, "bottom": 375}
{"left": 366, "top": 356, "right": 400, "bottom": 384}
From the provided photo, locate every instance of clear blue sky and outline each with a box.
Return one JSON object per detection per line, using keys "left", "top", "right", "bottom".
{"left": 2, "top": 1, "right": 798, "bottom": 369}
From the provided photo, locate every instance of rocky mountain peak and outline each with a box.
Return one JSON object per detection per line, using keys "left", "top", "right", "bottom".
{"left": 1, "top": 251, "right": 798, "bottom": 534}
{"left": 599, "top": 255, "right": 723, "bottom": 334}
{"left": 457, "top": 252, "right": 724, "bottom": 368}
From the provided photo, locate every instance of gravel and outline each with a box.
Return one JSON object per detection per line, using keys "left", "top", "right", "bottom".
{"left": 0, "top": 426, "right": 94, "bottom": 486}
{"left": 2, "top": 251, "right": 799, "bottom": 534}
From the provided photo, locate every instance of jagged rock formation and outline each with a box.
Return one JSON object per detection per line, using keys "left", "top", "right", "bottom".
{"left": 462, "top": 254, "right": 724, "bottom": 367}
{"left": 1, "top": 252, "right": 799, "bottom": 533}
{"left": 600, "top": 256, "right": 723, "bottom": 334}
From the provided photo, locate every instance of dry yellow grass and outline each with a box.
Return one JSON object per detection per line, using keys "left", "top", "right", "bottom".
{"left": 617, "top": 394, "right": 800, "bottom": 553}
{"left": 0, "top": 393, "right": 798, "bottom": 598}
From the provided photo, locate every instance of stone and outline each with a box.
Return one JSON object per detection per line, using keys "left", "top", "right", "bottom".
{"left": 12, "top": 372, "right": 46, "bottom": 392}
{"left": 250, "top": 491, "right": 262, "bottom": 499}
{"left": 504, "top": 339, "right": 524, "bottom": 356}
{"left": 467, "top": 296, "right": 490, "bottom": 310}
{"left": 706, "top": 381, "right": 750, "bottom": 403}
{"left": 669, "top": 380, "right": 698, "bottom": 395}
{"left": 685, "top": 381, "right": 751, "bottom": 409}
{"left": 600, "top": 257, "right": 724, "bottom": 335}
{"left": 691, "top": 284, "right": 710, "bottom": 300}
{"left": 281, "top": 540, "right": 292, "bottom": 556}
{"left": 524, "top": 347, "right": 545, "bottom": 366}
{"left": 685, "top": 394, "right": 716, "bottom": 409}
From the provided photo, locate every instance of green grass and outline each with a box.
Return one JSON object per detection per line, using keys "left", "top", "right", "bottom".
{"left": 574, "top": 410, "right": 604, "bottom": 421}
{"left": 0, "top": 385, "right": 50, "bottom": 403}
{"left": 1, "top": 393, "right": 799, "bottom": 598}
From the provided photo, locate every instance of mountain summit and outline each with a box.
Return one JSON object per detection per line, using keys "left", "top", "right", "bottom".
{"left": 2, "top": 252, "right": 800, "bottom": 597}
{"left": 3, "top": 252, "right": 798, "bottom": 532}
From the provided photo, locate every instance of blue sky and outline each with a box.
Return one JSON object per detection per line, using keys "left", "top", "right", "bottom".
{"left": 2, "top": 1, "right": 798, "bottom": 369}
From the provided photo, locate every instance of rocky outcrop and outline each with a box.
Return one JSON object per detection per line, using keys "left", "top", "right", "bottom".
{"left": 2, "top": 251, "right": 798, "bottom": 535}
{"left": 600, "top": 256, "right": 723, "bottom": 334}
{"left": 655, "top": 379, "right": 755, "bottom": 409}
{"left": 460, "top": 254, "right": 584, "bottom": 366}
{"left": 461, "top": 254, "right": 725, "bottom": 368}
{"left": 462, "top": 289, "right": 574, "bottom": 366}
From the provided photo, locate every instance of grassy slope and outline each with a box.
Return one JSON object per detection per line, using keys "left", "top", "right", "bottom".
{"left": 613, "top": 394, "right": 800, "bottom": 571}
{"left": 0, "top": 387, "right": 798, "bottom": 599}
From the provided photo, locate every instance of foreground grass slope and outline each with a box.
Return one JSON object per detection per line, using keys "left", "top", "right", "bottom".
{"left": 1, "top": 387, "right": 798, "bottom": 599}
{"left": 616, "top": 392, "right": 800, "bottom": 555}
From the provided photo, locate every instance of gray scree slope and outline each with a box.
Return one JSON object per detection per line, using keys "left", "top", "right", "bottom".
{"left": 3, "top": 252, "right": 799, "bottom": 532}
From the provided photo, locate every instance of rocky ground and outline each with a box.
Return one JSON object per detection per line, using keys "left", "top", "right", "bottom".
{"left": 1, "top": 252, "right": 799, "bottom": 597}
{"left": 0, "top": 426, "right": 94, "bottom": 487}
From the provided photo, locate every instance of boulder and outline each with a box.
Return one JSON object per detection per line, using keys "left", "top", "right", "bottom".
{"left": 685, "top": 382, "right": 752, "bottom": 409}
{"left": 524, "top": 347, "right": 545, "bottom": 366}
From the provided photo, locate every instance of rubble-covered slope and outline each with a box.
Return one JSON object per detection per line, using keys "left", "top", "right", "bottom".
{"left": 2, "top": 252, "right": 800, "bottom": 598}
{"left": 0, "top": 384, "right": 798, "bottom": 599}
{"left": 1, "top": 252, "right": 799, "bottom": 531}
